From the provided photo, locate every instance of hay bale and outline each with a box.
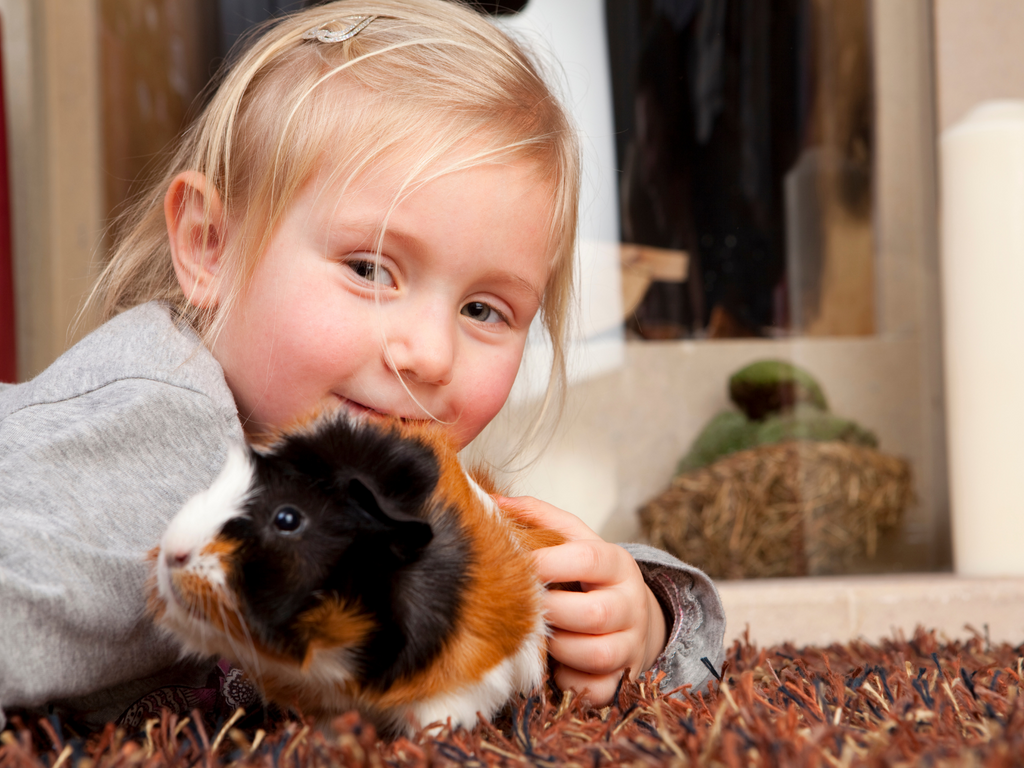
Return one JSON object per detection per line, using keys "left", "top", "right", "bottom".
{"left": 639, "top": 440, "right": 913, "bottom": 579}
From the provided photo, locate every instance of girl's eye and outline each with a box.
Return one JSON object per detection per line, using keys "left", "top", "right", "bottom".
{"left": 272, "top": 505, "right": 305, "bottom": 534}
{"left": 461, "top": 301, "right": 505, "bottom": 324}
{"left": 347, "top": 259, "right": 395, "bottom": 288}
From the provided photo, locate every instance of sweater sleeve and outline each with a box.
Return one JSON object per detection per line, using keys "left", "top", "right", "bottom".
{"left": 0, "top": 379, "right": 241, "bottom": 729}
{"left": 620, "top": 543, "right": 726, "bottom": 696}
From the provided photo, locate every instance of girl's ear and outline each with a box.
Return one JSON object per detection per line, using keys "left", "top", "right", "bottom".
{"left": 165, "top": 171, "right": 228, "bottom": 309}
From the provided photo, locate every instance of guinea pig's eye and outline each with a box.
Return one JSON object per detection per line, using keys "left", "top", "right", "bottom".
{"left": 272, "top": 505, "right": 305, "bottom": 534}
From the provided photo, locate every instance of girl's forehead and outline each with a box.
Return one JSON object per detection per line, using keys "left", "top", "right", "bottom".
{"left": 308, "top": 153, "right": 553, "bottom": 218}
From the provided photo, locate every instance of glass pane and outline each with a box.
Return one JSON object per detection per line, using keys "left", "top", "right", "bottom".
{"left": 478, "top": 0, "right": 948, "bottom": 580}
{"left": 608, "top": 0, "right": 874, "bottom": 340}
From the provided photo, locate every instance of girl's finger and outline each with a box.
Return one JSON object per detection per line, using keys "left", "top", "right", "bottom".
{"left": 496, "top": 495, "right": 598, "bottom": 541}
{"left": 547, "top": 629, "right": 636, "bottom": 677}
{"left": 532, "top": 536, "right": 626, "bottom": 585}
{"left": 542, "top": 587, "right": 631, "bottom": 635}
{"left": 551, "top": 663, "right": 625, "bottom": 707}
{"left": 532, "top": 539, "right": 635, "bottom": 586}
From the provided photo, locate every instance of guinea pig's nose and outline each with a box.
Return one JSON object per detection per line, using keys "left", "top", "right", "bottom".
{"left": 164, "top": 549, "right": 191, "bottom": 570}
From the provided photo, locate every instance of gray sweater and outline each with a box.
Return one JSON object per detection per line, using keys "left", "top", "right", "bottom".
{"left": 0, "top": 302, "right": 725, "bottom": 729}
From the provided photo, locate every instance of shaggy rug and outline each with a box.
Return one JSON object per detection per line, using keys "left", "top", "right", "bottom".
{"left": 3, "top": 626, "right": 1023, "bottom": 767}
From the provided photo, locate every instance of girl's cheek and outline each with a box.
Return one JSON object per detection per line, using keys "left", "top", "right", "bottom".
{"left": 453, "top": 391, "right": 507, "bottom": 449}
{"left": 448, "top": 338, "right": 527, "bottom": 448}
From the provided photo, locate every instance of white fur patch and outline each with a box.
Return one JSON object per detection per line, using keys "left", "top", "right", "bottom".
{"left": 465, "top": 469, "right": 504, "bottom": 520}
{"left": 154, "top": 443, "right": 255, "bottom": 655}
{"left": 162, "top": 443, "right": 255, "bottom": 556}
{"left": 406, "top": 605, "right": 549, "bottom": 732}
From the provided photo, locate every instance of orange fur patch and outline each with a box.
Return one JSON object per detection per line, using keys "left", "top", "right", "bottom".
{"left": 200, "top": 537, "right": 237, "bottom": 560}
{"left": 297, "top": 598, "right": 377, "bottom": 669}
{"left": 466, "top": 466, "right": 503, "bottom": 496}
{"left": 247, "top": 406, "right": 346, "bottom": 451}
{"left": 467, "top": 467, "right": 567, "bottom": 551}
{"left": 363, "top": 421, "right": 564, "bottom": 710}
{"left": 150, "top": 538, "right": 250, "bottom": 644}
{"left": 507, "top": 517, "right": 568, "bottom": 551}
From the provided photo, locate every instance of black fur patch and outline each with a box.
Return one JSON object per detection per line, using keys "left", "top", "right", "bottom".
{"left": 365, "top": 495, "right": 471, "bottom": 688}
{"left": 226, "top": 414, "right": 470, "bottom": 680}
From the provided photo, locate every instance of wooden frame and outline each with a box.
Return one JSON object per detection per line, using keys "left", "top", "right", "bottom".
{"left": 0, "top": 0, "right": 102, "bottom": 382}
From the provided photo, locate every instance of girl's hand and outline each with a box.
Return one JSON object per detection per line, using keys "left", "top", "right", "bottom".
{"left": 498, "top": 495, "right": 668, "bottom": 706}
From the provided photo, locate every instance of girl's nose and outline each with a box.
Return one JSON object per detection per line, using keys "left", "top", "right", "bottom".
{"left": 386, "top": 304, "right": 455, "bottom": 386}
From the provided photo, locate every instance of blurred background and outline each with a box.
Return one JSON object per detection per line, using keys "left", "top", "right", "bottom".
{"left": 2, "top": 0, "right": 1022, "bottom": 581}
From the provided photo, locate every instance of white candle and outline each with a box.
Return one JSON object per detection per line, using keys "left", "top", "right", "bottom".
{"left": 940, "top": 100, "right": 1024, "bottom": 575}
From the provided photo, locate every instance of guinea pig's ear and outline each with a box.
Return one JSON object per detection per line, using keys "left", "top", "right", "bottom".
{"left": 347, "top": 478, "right": 433, "bottom": 561}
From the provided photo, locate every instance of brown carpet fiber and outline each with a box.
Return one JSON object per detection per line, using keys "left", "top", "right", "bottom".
{"left": 4, "top": 626, "right": 1023, "bottom": 766}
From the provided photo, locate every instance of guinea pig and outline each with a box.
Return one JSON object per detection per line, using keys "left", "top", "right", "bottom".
{"left": 148, "top": 410, "right": 565, "bottom": 737}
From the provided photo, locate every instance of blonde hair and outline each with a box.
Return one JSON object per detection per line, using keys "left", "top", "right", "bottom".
{"left": 88, "top": 0, "right": 579, "bottom": 432}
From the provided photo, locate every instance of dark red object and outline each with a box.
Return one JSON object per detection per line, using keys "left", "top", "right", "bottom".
{"left": 3, "top": 628, "right": 1024, "bottom": 765}
{"left": 0, "top": 16, "right": 15, "bottom": 383}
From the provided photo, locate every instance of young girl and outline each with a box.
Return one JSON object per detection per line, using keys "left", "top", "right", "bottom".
{"left": 0, "top": 0, "right": 724, "bottom": 731}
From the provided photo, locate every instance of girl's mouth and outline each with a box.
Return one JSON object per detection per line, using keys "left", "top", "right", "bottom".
{"left": 336, "top": 395, "right": 381, "bottom": 417}
{"left": 336, "top": 395, "right": 403, "bottom": 422}
{"left": 335, "top": 395, "right": 433, "bottom": 426}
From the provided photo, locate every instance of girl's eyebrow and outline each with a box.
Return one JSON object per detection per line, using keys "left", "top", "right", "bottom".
{"left": 494, "top": 272, "right": 545, "bottom": 305}
{"left": 330, "top": 217, "right": 412, "bottom": 249}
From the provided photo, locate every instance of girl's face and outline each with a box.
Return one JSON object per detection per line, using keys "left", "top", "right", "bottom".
{"left": 210, "top": 159, "right": 554, "bottom": 449}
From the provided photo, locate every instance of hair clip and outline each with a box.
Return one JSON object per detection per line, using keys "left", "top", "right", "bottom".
{"left": 301, "top": 16, "right": 379, "bottom": 44}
